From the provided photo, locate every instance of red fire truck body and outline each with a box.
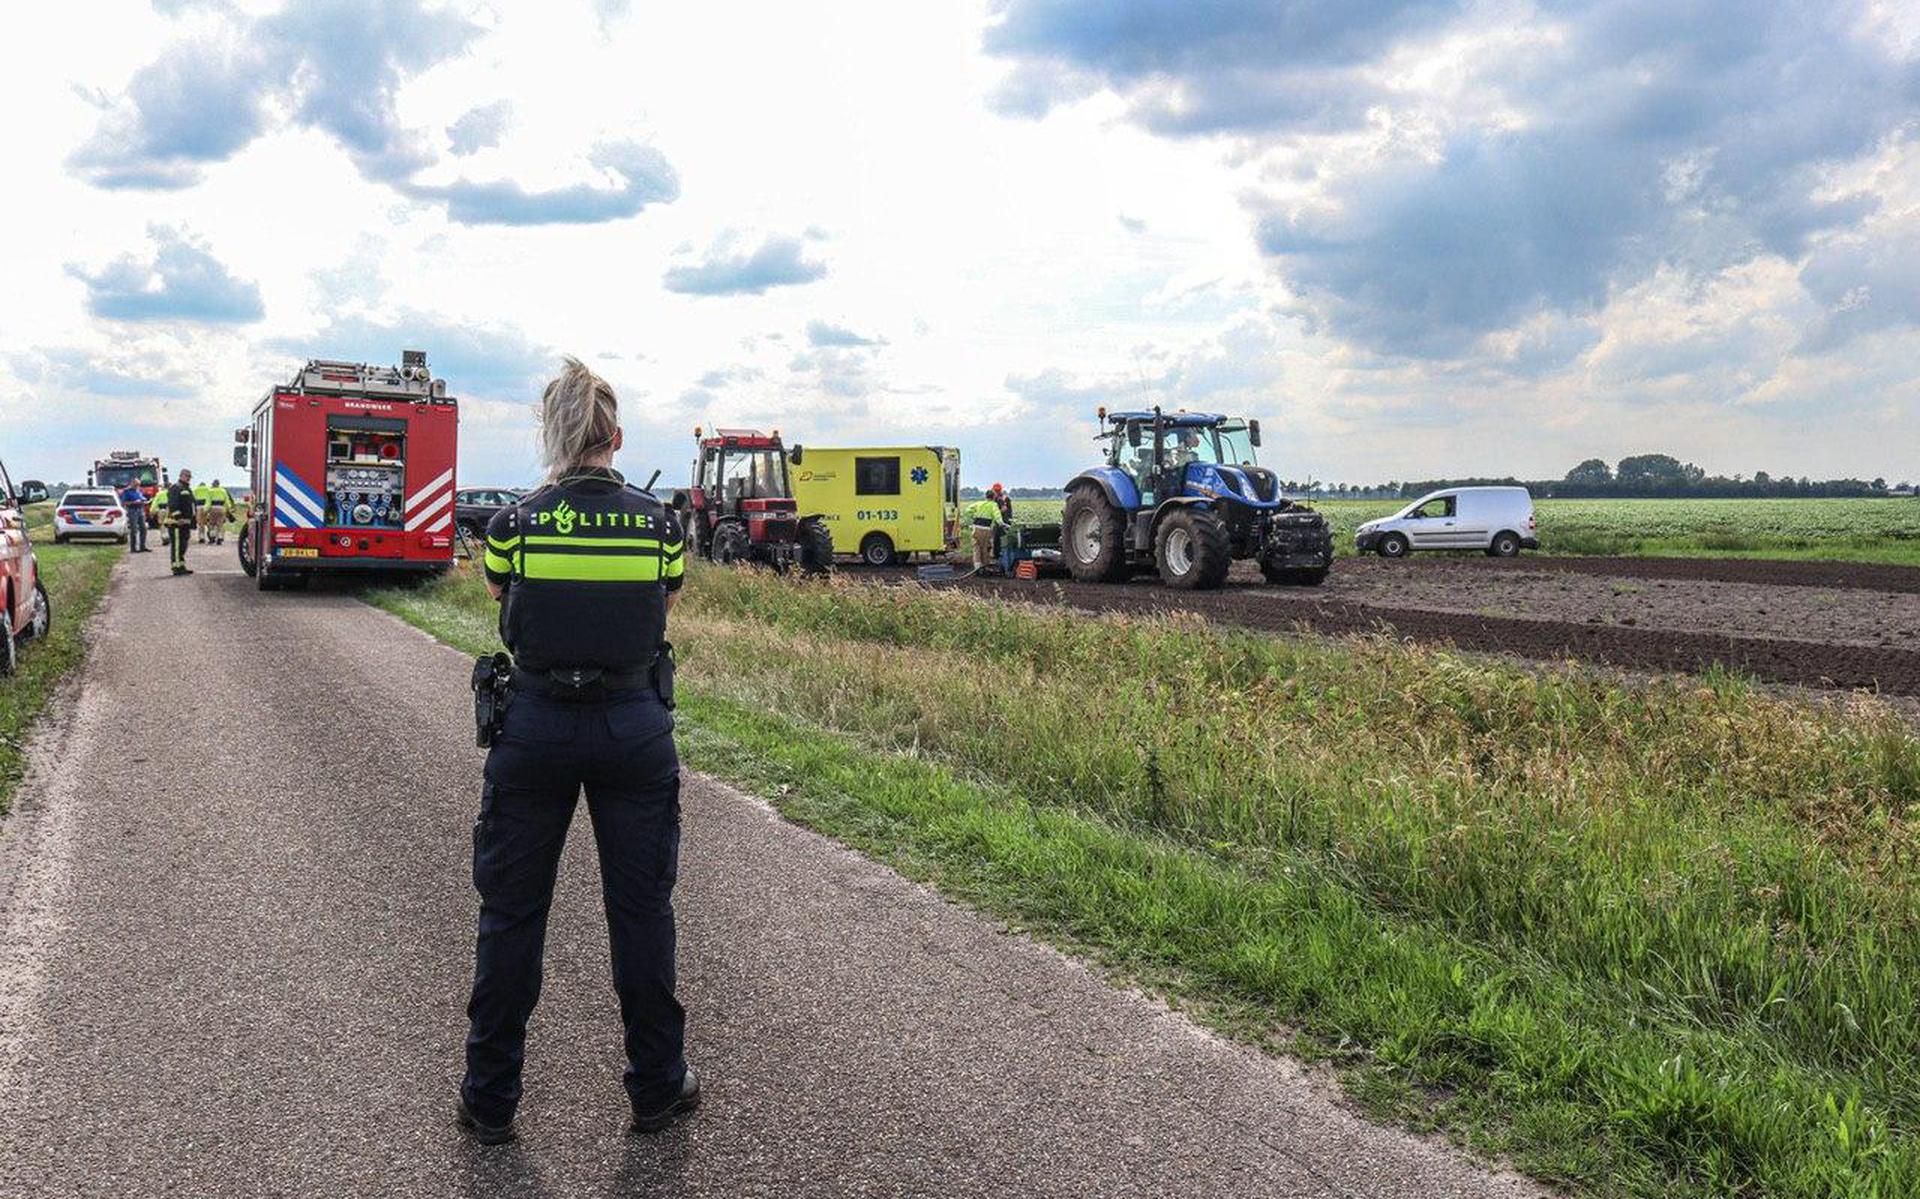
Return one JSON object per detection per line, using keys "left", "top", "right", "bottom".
{"left": 237, "top": 351, "right": 457, "bottom": 588}
{"left": 89, "top": 451, "right": 166, "bottom": 527}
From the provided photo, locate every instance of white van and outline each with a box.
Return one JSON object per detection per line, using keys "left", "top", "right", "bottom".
{"left": 1354, "top": 486, "right": 1537, "bottom": 558}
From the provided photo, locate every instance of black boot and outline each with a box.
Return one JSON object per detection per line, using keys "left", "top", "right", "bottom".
{"left": 630, "top": 1067, "right": 701, "bottom": 1134}
{"left": 455, "top": 1096, "right": 515, "bottom": 1145}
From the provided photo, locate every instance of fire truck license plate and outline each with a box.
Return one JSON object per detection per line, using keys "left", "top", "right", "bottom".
{"left": 280, "top": 548, "right": 319, "bottom": 558}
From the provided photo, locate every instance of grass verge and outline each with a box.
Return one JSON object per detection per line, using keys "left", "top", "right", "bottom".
{"left": 368, "top": 563, "right": 1920, "bottom": 1198}
{"left": 0, "top": 527, "right": 119, "bottom": 816}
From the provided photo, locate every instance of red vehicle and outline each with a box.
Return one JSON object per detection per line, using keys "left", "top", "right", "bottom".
{"left": 670, "top": 427, "right": 831, "bottom": 572}
{"left": 234, "top": 350, "right": 458, "bottom": 591}
{"left": 89, "top": 451, "right": 166, "bottom": 527}
{"left": 0, "top": 461, "right": 51, "bottom": 673}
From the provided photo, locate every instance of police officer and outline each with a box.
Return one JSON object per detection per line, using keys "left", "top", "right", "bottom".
{"left": 165, "top": 470, "right": 197, "bottom": 576}
{"left": 117, "top": 481, "right": 149, "bottom": 553}
{"left": 457, "top": 357, "right": 694, "bottom": 1146}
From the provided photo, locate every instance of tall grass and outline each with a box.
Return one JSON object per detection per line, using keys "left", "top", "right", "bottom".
{"left": 0, "top": 536, "right": 118, "bottom": 814}
{"left": 370, "top": 563, "right": 1920, "bottom": 1195}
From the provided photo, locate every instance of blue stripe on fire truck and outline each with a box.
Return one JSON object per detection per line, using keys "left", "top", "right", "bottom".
{"left": 273, "top": 465, "right": 327, "bottom": 529}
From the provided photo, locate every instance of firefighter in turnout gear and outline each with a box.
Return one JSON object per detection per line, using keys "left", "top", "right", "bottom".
{"left": 200, "top": 479, "right": 232, "bottom": 545}
{"left": 458, "top": 357, "right": 696, "bottom": 1147}
{"left": 165, "top": 471, "right": 197, "bottom": 576}
{"left": 192, "top": 481, "right": 212, "bottom": 542}
{"left": 967, "top": 491, "right": 1005, "bottom": 574}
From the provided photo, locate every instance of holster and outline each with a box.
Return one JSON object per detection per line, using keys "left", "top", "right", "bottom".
{"left": 471, "top": 652, "right": 513, "bottom": 748}
{"left": 651, "top": 643, "right": 676, "bottom": 711}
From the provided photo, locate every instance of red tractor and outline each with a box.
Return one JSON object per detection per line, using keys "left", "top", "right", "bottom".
{"left": 672, "top": 428, "right": 832, "bottom": 573}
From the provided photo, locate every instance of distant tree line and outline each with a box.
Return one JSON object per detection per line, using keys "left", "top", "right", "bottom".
{"left": 1381, "top": 454, "right": 1910, "bottom": 500}
{"left": 967, "top": 455, "right": 1915, "bottom": 502}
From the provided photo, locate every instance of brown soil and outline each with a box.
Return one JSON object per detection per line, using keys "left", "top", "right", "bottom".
{"left": 1275, "top": 558, "right": 1920, "bottom": 650}
{"left": 861, "top": 557, "right": 1920, "bottom": 697}
{"left": 1467, "top": 555, "right": 1920, "bottom": 594}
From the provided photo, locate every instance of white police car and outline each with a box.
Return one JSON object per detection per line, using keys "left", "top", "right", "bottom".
{"left": 53, "top": 489, "right": 130, "bottom": 544}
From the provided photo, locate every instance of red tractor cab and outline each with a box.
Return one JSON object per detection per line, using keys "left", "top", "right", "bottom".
{"left": 672, "top": 428, "right": 831, "bottom": 573}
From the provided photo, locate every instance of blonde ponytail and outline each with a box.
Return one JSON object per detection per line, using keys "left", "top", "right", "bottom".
{"left": 536, "top": 357, "right": 620, "bottom": 481}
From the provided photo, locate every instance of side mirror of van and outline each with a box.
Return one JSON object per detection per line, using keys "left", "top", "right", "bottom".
{"left": 17, "top": 481, "right": 48, "bottom": 505}
{"left": 233, "top": 445, "right": 250, "bottom": 469}
{"left": 788, "top": 444, "right": 803, "bottom": 465}
{"left": 1247, "top": 420, "right": 1261, "bottom": 447}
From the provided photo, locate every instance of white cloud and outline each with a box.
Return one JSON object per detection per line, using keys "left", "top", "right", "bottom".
{"left": 1, "top": 0, "right": 1914, "bottom": 491}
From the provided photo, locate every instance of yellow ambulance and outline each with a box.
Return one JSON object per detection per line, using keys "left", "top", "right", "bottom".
{"left": 791, "top": 446, "right": 960, "bottom": 565}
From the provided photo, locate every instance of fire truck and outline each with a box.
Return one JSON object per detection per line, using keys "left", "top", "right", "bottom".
{"left": 88, "top": 451, "right": 167, "bottom": 527}
{"left": 234, "top": 350, "right": 458, "bottom": 590}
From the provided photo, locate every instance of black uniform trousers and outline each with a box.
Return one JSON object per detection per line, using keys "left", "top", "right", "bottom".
{"left": 463, "top": 687, "right": 685, "bottom": 1124}
{"left": 167, "top": 522, "right": 190, "bottom": 572}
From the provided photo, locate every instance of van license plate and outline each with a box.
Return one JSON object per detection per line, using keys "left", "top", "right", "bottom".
{"left": 280, "top": 548, "right": 319, "bottom": 559}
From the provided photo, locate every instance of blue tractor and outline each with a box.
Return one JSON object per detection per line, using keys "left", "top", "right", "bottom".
{"left": 1061, "top": 408, "right": 1334, "bottom": 590}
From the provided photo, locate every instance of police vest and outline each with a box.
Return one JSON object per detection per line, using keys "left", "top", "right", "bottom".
{"left": 483, "top": 472, "right": 685, "bottom": 673}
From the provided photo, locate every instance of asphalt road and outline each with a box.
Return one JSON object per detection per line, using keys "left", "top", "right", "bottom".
{"left": 0, "top": 547, "right": 1544, "bottom": 1199}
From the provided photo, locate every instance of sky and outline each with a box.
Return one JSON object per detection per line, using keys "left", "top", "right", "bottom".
{"left": 2, "top": 0, "right": 1917, "bottom": 490}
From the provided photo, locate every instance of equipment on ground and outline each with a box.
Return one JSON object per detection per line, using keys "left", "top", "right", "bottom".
{"left": 670, "top": 428, "right": 832, "bottom": 574}
{"left": 1062, "top": 408, "right": 1333, "bottom": 590}
{"left": 996, "top": 522, "right": 1067, "bottom": 578}
{"left": 88, "top": 451, "right": 166, "bottom": 528}
{"left": 788, "top": 445, "right": 961, "bottom": 565}
{"left": 234, "top": 352, "right": 459, "bottom": 591}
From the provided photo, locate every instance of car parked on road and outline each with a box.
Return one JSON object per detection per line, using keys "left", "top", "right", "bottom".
{"left": 0, "top": 463, "right": 52, "bottom": 673}
{"left": 53, "top": 488, "right": 129, "bottom": 544}
{"left": 1355, "top": 486, "right": 1538, "bottom": 559}
{"left": 453, "top": 487, "right": 524, "bottom": 540}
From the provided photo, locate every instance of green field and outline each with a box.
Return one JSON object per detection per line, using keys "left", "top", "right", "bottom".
{"left": 370, "top": 562, "right": 1920, "bottom": 1198}
{"left": 1011, "top": 496, "right": 1920, "bottom": 564}
{"left": 0, "top": 508, "right": 118, "bottom": 816}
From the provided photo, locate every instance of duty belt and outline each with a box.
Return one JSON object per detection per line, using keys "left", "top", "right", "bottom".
{"left": 511, "top": 664, "right": 656, "bottom": 702}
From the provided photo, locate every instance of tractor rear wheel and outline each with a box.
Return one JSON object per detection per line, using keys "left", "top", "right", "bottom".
{"left": 1155, "top": 508, "right": 1231, "bottom": 590}
{"left": 1062, "top": 488, "right": 1128, "bottom": 583}
{"left": 799, "top": 519, "right": 834, "bottom": 574}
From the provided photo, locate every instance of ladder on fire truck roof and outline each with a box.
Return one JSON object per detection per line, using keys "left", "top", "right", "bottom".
{"left": 286, "top": 350, "right": 446, "bottom": 399}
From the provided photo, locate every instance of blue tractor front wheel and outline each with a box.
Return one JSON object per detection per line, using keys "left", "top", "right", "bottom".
{"left": 1155, "top": 508, "right": 1232, "bottom": 590}
{"left": 1063, "top": 488, "right": 1130, "bottom": 583}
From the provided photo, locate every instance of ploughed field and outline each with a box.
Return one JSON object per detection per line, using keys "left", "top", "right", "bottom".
{"left": 1012, "top": 496, "right": 1920, "bottom": 564}
{"left": 881, "top": 553, "right": 1920, "bottom": 696}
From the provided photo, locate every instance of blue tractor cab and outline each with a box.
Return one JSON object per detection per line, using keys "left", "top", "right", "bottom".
{"left": 1061, "top": 407, "right": 1333, "bottom": 589}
